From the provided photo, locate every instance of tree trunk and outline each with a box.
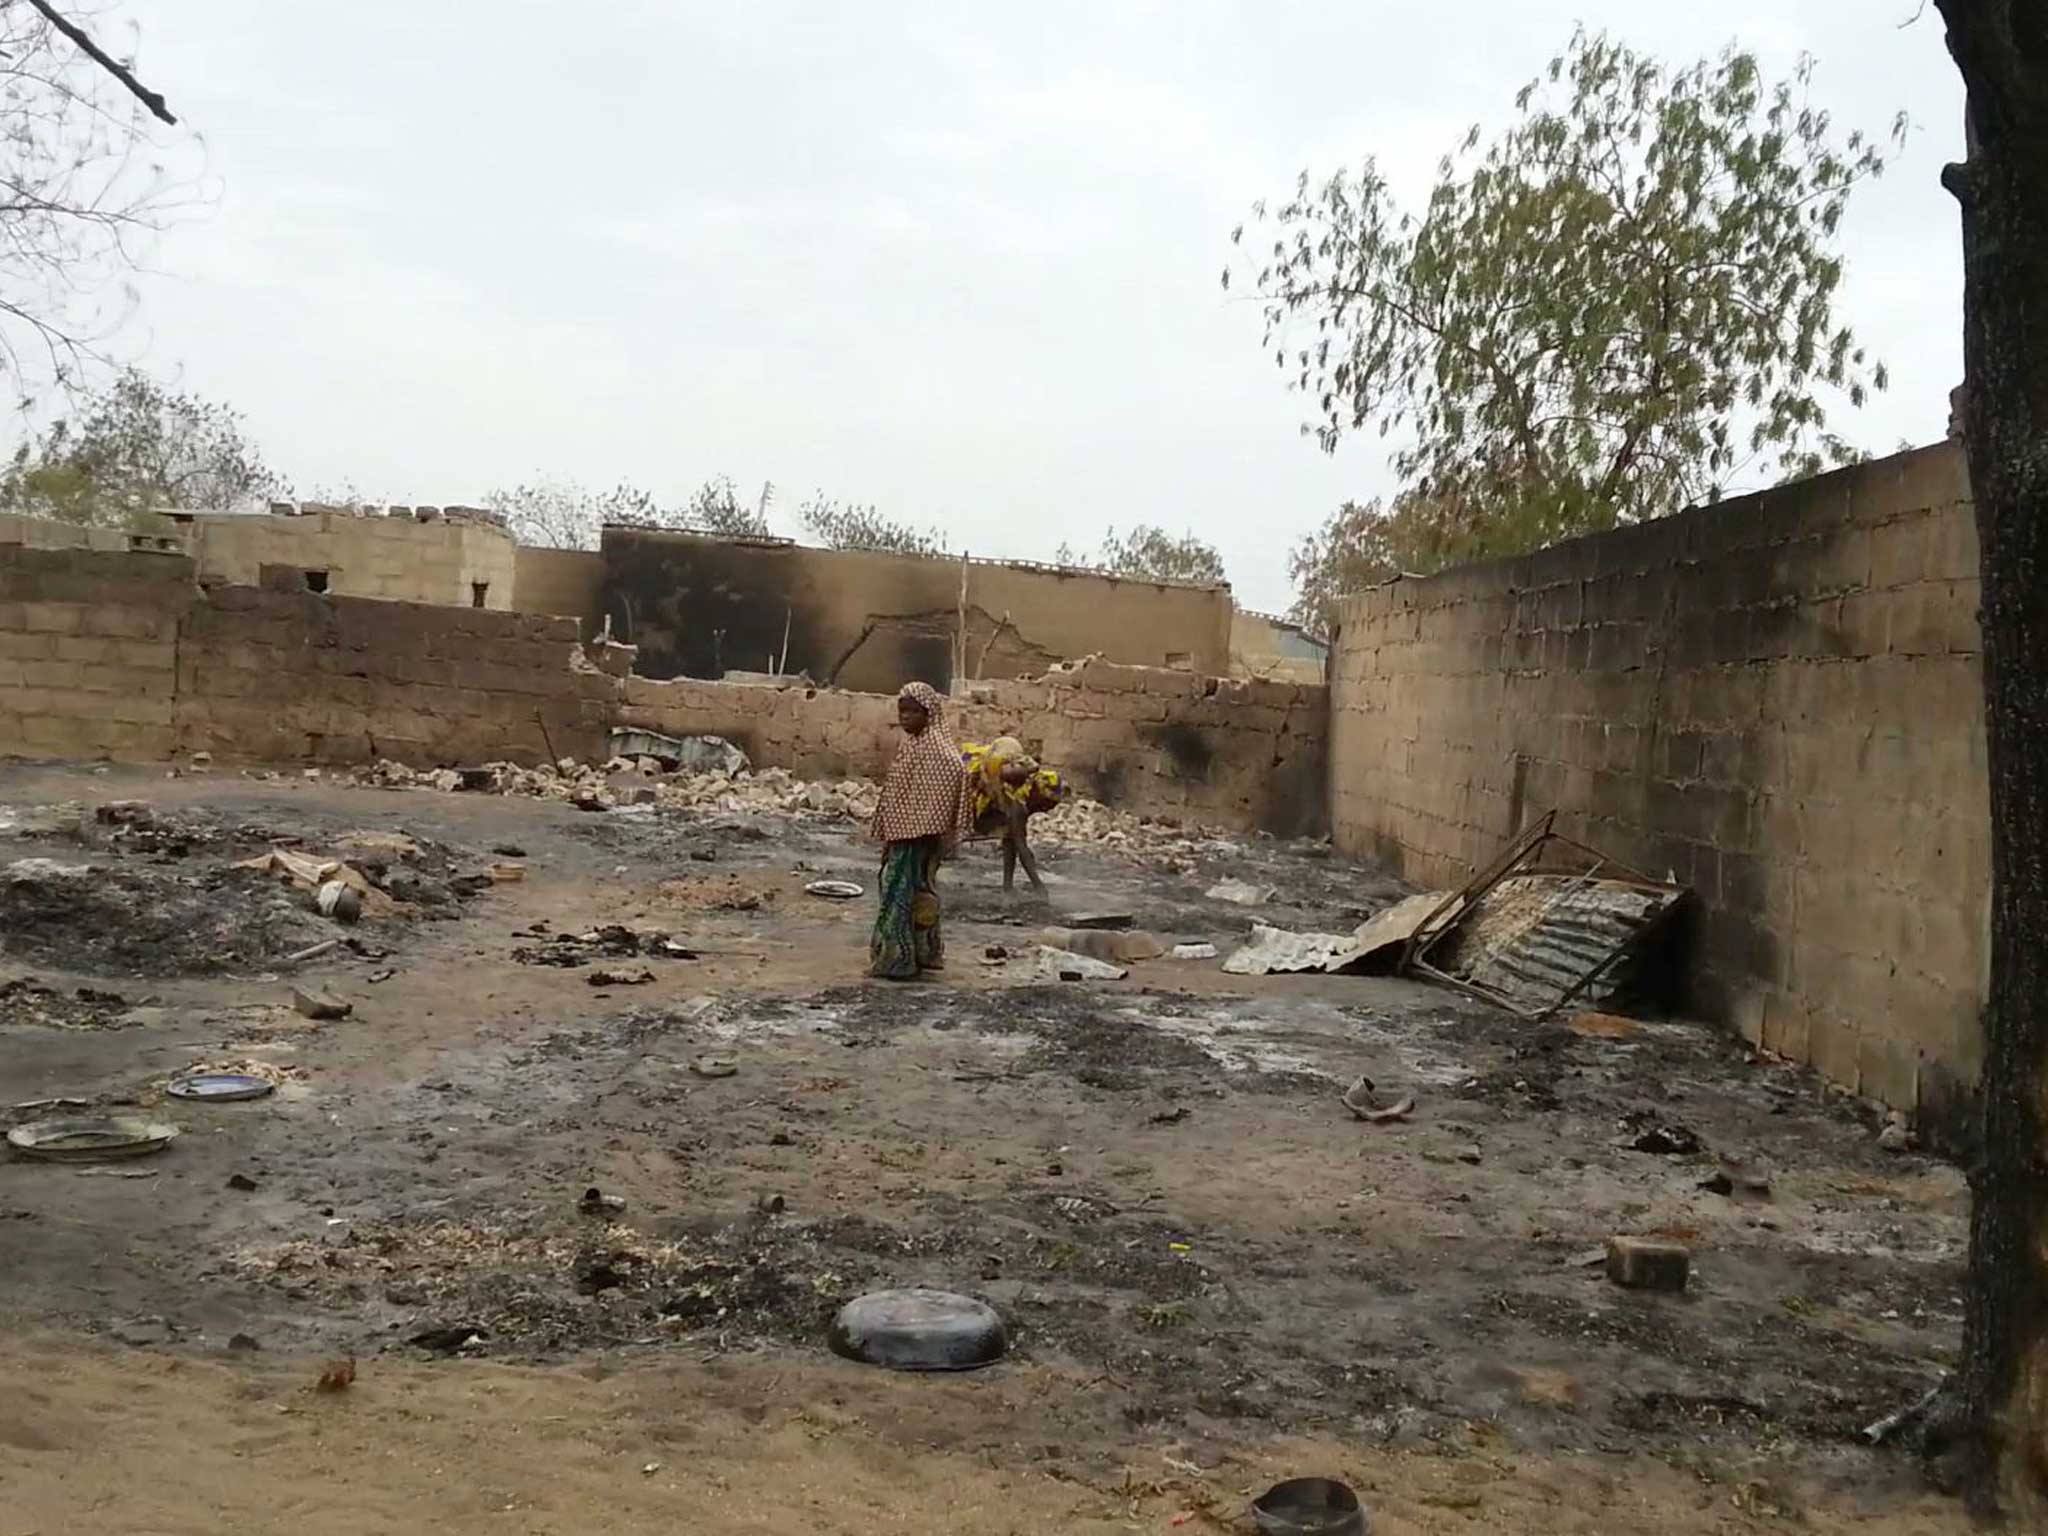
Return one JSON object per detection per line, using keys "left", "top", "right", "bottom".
{"left": 1936, "top": 0, "right": 2048, "bottom": 1519}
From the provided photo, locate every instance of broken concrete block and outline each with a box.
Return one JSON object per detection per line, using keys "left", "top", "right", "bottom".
{"left": 1606, "top": 1236, "right": 1690, "bottom": 1292}
{"left": 291, "top": 985, "right": 352, "bottom": 1021}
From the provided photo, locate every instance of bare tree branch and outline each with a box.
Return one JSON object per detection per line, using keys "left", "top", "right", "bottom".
{"left": 23, "top": 0, "right": 175, "bottom": 124}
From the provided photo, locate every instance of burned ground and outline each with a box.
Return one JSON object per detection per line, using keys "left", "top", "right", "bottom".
{"left": 0, "top": 761, "right": 1969, "bottom": 1530}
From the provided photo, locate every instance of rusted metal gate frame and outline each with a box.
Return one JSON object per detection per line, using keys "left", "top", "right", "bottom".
{"left": 1398, "top": 811, "right": 1685, "bottom": 1022}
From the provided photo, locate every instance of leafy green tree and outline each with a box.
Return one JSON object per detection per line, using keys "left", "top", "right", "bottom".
{"left": 1231, "top": 28, "right": 1904, "bottom": 606}
{"left": 798, "top": 493, "right": 945, "bottom": 556}
{"left": 1056, "top": 524, "right": 1228, "bottom": 585}
{"left": 0, "top": 369, "right": 282, "bottom": 526}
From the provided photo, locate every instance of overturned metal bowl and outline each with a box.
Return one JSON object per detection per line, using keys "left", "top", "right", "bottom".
{"left": 167, "top": 1073, "right": 275, "bottom": 1103}
{"left": 828, "top": 1288, "right": 1007, "bottom": 1372}
{"left": 7, "top": 1116, "right": 179, "bottom": 1162}
{"left": 1251, "top": 1478, "right": 1367, "bottom": 1536}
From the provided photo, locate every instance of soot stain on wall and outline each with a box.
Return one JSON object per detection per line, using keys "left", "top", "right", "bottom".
{"left": 605, "top": 538, "right": 825, "bottom": 682}
{"left": 1149, "top": 723, "right": 1215, "bottom": 780}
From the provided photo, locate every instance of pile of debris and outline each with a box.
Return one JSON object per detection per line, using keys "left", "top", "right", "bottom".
{"left": 510, "top": 923, "right": 698, "bottom": 970}
{"left": 347, "top": 755, "right": 882, "bottom": 822}
{"left": 346, "top": 745, "right": 1253, "bottom": 869}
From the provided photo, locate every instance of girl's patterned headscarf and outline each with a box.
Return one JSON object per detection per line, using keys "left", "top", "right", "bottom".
{"left": 871, "top": 681, "right": 974, "bottom": 845}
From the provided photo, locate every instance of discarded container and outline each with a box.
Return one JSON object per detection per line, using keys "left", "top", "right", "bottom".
{"left": 1170, "top": 943, "right": 1219, "bottom": 961}
{"left": 1251, "top": 1479, "right": 1367, "bottom": 1536}
{"left": 315, "top": 880, "right": 362, "bottom": 923}
{"left": 7, "top": 1116, "right": 179, "bottom": 1162}
{"left": 806, "top": 880, "right": 864, "bottom": 900}
{"left": 828, "top": 1288, "right": 1008, "bottom": 1371}
{"left": 167, "top": 1073, "right": 275, "bottom": 1103}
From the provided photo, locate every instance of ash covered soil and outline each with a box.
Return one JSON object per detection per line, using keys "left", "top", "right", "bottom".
{"left": 0, "top": 760, "right": 1968, "bottom": 1528}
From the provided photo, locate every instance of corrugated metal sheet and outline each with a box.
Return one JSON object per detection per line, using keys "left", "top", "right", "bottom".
{"left": 1435, "top": 875, "right": 1675, "bottom": 1015}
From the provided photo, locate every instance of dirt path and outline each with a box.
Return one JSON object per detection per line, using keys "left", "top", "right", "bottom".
{"left": 0, "top": 1336, "right": 1967, "bottom": 1535}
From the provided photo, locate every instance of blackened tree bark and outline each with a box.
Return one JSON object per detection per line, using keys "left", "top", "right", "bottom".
{"left": 1935, "top": 0, "right": 2048, "bottom": 1519}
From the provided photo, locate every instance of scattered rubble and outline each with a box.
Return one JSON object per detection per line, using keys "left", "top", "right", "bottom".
{"left": 1207, "top": 878, "right": 1275, "bottom": 906}
{"left": 512, "top": 925, "right": 697, "bottom": 968}
{"left": 587, "top": 968, "right": 656, "bottom": 988}
{"left": 0, "top": 978, "right": 137, "bottom": 1030}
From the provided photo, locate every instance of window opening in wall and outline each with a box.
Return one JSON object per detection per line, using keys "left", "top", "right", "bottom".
{"left": 471, "top": 582, "right": 489, "bottom": 608}
{"left": 303, "top": 569, "right": 329, "bottom": 593}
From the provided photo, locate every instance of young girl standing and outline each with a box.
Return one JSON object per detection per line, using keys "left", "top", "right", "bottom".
{"left": 867, "top": 681, "right": 973, "bottom": 979}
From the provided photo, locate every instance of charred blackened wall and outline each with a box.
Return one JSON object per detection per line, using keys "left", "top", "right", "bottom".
{"left": 600, "top": 529, "right": 1232, "bottom": 693}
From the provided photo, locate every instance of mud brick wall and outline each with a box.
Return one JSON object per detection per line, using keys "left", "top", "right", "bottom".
{"left": 1329, "top": 443, "right": 1986, "bottom": 1119}
{"left": 0, "top": 548, "right": 192, "bottom": 759}
{"left": 175, "top": 586, "right": 619, "bottom": 766}
{"left": 621, "top": 660, "right": 1328, "bottom": 835}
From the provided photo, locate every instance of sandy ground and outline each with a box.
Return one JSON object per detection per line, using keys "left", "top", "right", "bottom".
{"left": 0, "top": 761, "right": 1972, "bottom": 1534}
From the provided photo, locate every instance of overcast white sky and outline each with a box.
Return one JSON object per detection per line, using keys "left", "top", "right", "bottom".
{"left": 114, "top": 1, "right": 1961, "bottom": 613}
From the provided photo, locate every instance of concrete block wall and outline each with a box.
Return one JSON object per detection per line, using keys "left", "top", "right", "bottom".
{"left": 0, "top": 546, "right": 619, "bottom": 770}
{"left": 0, "top": 548, "right": 191, "bottom": 759}
{"left": 0, "top": 513, "right": 137, "bottom": 553}
{"left": 175, "top": 586, "right": 618, "bottom": 767}
{"left": 620, "top": 659, "right": 1329, "bottom": 835}
{"left": 185, "top": 511, "right": 519, "bottom": 610}
{"left": 1329, "top": 443, "right": 1986, "bottom": 1117}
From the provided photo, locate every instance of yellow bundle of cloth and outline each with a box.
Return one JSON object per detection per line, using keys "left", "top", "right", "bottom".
{"left": 960, "top": 736, "right": 1063, "bottom": 826}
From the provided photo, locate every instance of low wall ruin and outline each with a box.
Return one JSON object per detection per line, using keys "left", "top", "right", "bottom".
{"left": 620, "top": 662, "right": 1328, "bottom": 835}
{"left": 0, "top": 546, "right": 1325, "bottom": 836}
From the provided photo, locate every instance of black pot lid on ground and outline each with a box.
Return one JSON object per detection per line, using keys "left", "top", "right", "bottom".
{"left": 828, "top": 1288, "right": 1008, "bottom": 1372}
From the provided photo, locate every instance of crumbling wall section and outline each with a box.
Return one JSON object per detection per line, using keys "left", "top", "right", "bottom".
{"left": 1329, "top": 443, "right": 1986, "bottom": 1117}
{"left": 621, "top": 660, "right": 1328, "bottom": 835}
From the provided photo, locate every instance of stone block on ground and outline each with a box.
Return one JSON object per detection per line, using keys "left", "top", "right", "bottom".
{"left": 1606, "top": 1235, "right": 1689, "bottom": 1292}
